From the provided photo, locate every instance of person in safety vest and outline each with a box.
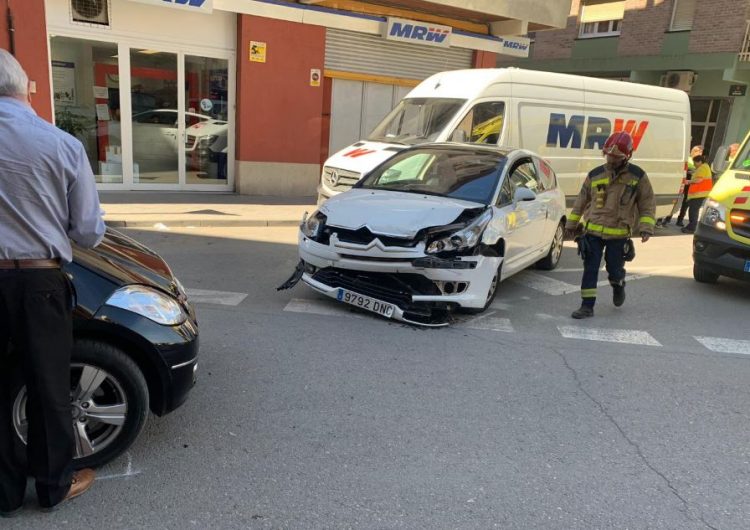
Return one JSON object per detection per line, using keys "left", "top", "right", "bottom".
{"left": 681, "top": 154, "right": 712, "bottom": 233}
{"left": 564, "top": 131, "right": 656, "bottom": 319}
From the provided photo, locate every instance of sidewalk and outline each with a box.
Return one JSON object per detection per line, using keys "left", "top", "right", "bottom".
{"left": 100, "top": 192, "right": 315, "bottom": 228}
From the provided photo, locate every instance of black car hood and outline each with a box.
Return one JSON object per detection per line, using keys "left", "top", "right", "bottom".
{"left": 71, "top": 228, "right": 177, "bottom": 294}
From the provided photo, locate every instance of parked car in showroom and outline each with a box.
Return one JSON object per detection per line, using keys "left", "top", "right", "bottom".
{"left": 10, "top": 228, "right": 199, "bottom": 468}
{"left": 281, "top": 143, "right": 566, "bottom": 326}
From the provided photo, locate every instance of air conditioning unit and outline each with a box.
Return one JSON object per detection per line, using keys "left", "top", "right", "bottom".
{"left": 71, "top": 0, "right": 110, "bottom": 27}
{"left": 660, "top": 71, "right": 696, "bottom": 92}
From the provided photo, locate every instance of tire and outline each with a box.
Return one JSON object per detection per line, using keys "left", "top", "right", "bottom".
{"left": 459, "top": 261, "right": 502, "bottom": 315}
{"left": 12, "top": 340, "right": 149, "bottom": 469}
{"left": 536, "top": 221, "right": 565, "bottom": 271}
{"left": 693, "top": 263, "right": 719, "bottom": 284}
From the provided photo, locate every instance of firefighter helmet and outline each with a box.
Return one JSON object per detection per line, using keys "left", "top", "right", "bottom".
{"left": 602, "top": 131, "right": 634, "bottom": 159}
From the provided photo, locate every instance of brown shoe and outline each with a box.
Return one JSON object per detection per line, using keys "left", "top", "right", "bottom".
{"left": 41, "top": 469, "right": 95, "bottom": 512}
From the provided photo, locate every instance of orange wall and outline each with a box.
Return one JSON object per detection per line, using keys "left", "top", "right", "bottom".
{"left": 236, "top": 15, "right": 326, "bottom": 164}
{"left": 0, "top": 0, "right": 52, "bottom": 121}
{"left": 473, "top": 50, "right": 497, "bottom": 68}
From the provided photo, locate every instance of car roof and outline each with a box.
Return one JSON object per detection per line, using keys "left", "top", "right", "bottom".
{"left": 396, "top": 142, "right": 538, "bottom": 159}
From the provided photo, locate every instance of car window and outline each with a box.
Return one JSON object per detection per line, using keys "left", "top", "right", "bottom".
{"left": 361, "top": 148, "right": 507, "bottom": 205}
{"left": 536, "top": 159, "right": 557, "bottom": 191}
{"left": 497, "top": 176, "right": 513, "bottom": 206}
{"left": 135, "top": 111, "right": 176, "bottom": 126}
{"left": 508, "top": 160, "right": 541, "bottom": 195}
{"left": 450, "top": 101, "right": 505, "bottom": 145}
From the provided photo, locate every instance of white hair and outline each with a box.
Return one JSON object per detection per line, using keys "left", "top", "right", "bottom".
{"left": 0, "top": 49, "right": 29, "bottom": 98}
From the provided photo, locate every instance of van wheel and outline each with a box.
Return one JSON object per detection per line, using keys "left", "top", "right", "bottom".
{"left": 11, "top": 340, "right": 149, "bottom": 469}
{"left": 693, "top": 263, "right": 719, "bottom": 284}
{"left": 536, "top": 222, "right": 565, "bottom": 270}
{"left": 459, "top": 262, "right": 502, "bottom": 315}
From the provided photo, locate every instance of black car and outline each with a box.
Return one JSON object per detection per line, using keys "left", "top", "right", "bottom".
{"left": 9, "top": 229, "right": 199, "bottom": 468}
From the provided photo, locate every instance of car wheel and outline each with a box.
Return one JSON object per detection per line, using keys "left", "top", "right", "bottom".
{"left": 536, "top": 221, "right": 565, "bottom": 271}
{"left": 459, "top": 261, "right": 502, "bottom": 315}
{"left": 12, "top": 340, "right": 149, "bottom": 469}
{"left": 693, "top": 263, "right": 719, "bottom": 284}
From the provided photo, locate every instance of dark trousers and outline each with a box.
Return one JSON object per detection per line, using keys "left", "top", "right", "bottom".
{"left": 677, "top": 185, "right": 690, "bottom": 222}
{"left": 0, "top": 269, "right": 74, "bottom": 510}
{"left": 579, "top": 235, "right": 627, "bottom": 307}
{"left": 684, "top": 198, "right": 705, "bottom": 231}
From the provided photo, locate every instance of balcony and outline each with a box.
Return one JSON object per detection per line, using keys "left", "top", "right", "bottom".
{"left": 741, "top": 20, "right": 750, "bottom": 62}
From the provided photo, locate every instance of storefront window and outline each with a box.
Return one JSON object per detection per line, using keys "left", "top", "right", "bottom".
{"left": 130, "top": 49, "right": 179, "bottom": 185}
{"left": 185, "top": 56, "right": 229, "bottom": 183}
{"left": 50, "top": 37, "right": 122, "bottom": 184}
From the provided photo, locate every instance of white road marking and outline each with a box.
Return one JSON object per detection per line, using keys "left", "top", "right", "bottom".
{"left": 458, "top": 311, "right": 514, "bottom": 332}
{"left": 510, "top": 271, "right": 579, "bottom": 295}
{"left": 558, "top": 325, "right": 662, "bottom": 347}
{"left": 284, "top": 298, "right": 363, "bottom": 318}
{"left": 186, "top": 288, "right": 248, "bottom": 306}
{"left": 96, "top": 452, "right": 141, "bottom": 481}
{"left": 694, "top": 336, "right": 750, "bottom": 355}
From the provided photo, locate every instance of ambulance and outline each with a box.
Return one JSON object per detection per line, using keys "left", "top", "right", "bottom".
{"left": 693, "top": 131, "right": 750, "bottom": 283}
{"left": 318, "top": 68, "right": 690, "bottom": 217}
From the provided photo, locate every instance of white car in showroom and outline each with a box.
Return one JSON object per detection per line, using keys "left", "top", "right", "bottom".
{"left": 280, "top": 144, "right": 566, "bottom": 326}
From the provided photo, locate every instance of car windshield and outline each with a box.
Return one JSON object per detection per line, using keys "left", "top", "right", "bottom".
{"left": 731, "top": 140, "right": 750, "bottom": 171}
{"left": 367, "top": 98, "right": 466, "bottom": 145}
{"left": 359, "top": 148, "right": 506, "bottom": 205}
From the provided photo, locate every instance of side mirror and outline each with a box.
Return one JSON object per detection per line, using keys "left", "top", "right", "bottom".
{"left": 711, "top": 145, "right": 729, "bottom": 174}
{"left": 514, "top": 187, "right": 536, "bottom": 203}
{"left": 450, "top": 129, "right": 468, "bottom": 143}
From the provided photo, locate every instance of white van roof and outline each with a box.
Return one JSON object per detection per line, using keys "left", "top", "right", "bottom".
{"left": 407, "top": 68, "right": 688, "bottom": 110}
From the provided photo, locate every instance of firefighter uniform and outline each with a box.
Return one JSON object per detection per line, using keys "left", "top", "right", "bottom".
{"left": 565, "top": 162, "right": 656, "bottom": 312}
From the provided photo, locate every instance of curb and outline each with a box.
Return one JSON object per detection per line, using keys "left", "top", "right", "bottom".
{"left": 105, "top": 219, "right": 301, "bottom": 228}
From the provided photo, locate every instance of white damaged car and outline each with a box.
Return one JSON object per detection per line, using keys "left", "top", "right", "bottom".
{"left": 280, "top": 144, "right": 566, "bottom": 326}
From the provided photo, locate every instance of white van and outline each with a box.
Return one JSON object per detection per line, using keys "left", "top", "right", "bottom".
{"left": 318, "top": 68, "right": 690, "bottom": 217}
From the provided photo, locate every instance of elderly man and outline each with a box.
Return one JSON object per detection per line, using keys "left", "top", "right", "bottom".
{"left": 0, "top": 50, "right": 105, "bottom": 516}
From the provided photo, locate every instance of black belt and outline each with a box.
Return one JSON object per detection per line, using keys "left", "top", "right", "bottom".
{"left": 0, "top": 259, "right": 61, "bottom": 269}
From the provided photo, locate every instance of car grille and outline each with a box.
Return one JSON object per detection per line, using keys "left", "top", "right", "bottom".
{"left": 332, "top": 227, "right": 419, "bottom": 248}
{"left": 323, "top": 167, "right": 360, "bottom": 192}
{"left": 312, "top": 268, "right": 441, "bottom": 309}
{"left": 730, "top": 209, "right": 750, "bottom": 239}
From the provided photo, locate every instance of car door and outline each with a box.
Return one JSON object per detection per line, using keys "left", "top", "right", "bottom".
{"left": 499, "top": 159, "right": 547, "bottom": 273}
{"left": 533, "top": 157, "right": 562, "bottom": 244}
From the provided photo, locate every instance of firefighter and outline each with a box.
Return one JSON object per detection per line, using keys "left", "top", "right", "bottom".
{"left": 564, "top": 131, "right": 656, "bottom": 319}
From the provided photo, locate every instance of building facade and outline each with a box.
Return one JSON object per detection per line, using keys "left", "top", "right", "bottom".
{"left": 1, "top": 0, "right": 572, "bottom": 196}
{"left": 498, "top": 0, "right": 750, "bottom": 160}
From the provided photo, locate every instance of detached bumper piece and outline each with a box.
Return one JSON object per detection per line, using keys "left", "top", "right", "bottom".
{"left": 311, "top": 267, "right": 453, "bottom": 326}
{"left": 277, "top": 260, "right": 305, "bottom": 291}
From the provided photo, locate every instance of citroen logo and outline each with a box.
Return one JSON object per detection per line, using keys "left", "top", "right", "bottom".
{"left": 329, "top": 170, "right": 340, "bottom": 186}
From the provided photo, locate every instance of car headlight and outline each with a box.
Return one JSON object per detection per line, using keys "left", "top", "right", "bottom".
{"left": 301, "top": 210, "right": 327, "bottom": 239}
{"left": 105, "top": 285, "right": 187, "bottom": 325}
{"left": 198, "top": 134, "right": 218, "bottom": 146}
{"left": 700, "top": 199, "right": 727, "bottom": 231}
{"left": 174, "top": 277, "right": 188, "bottom": 299}
{"left": 426, "top": 209, "right": 493, "bottom": 254}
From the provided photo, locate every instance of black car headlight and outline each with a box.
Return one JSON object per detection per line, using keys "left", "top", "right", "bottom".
{"left": 301, "top": 210, "right": 327, "bottom": 240}
{"left": 700, "top": 199, "right": 727, "bottom": 231}
{"left": 426, "top": 209, "right": 493, "bottom": 254}
{"left": 105, "top": 285, "right": 187, "bottom": 325}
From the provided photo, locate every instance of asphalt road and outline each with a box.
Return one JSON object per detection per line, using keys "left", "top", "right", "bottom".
{"left": 7, "top": 224, "right": 750, "bottom": 529}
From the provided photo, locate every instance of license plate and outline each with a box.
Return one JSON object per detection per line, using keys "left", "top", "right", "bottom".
{"left": 745, "top": 260, "right": 750, "bottom": 273}
{"left": 336, "top": 288, "right": 395, "bottom": 318}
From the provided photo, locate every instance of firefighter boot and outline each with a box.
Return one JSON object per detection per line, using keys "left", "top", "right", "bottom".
{"left": 571, "top": 304, "right": 594, "bottom": 319}
{"left": 612, "top": 281, "right": 626, "bottom": 307}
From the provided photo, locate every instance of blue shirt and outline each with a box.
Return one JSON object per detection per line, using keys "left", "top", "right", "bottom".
{"left": 0, "top": 97, "right": 105, "bottom": 263}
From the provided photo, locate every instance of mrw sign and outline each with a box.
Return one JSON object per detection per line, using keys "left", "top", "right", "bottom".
{"left": 128, "top": 0, "right": 213, "bottom": 13}
{"left": 384, "top": 17, "right": 452, "bottom": 48}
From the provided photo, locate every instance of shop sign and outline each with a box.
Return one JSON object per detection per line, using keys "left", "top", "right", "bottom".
{"left": 498, "top": 36, "right": 531, "bottom": 58}
{"left": 127, "top": 0, "right": 213, "bottom": 14}
{"left": 383, "top": 17, "right": 452, "bottom": 48}
{"left": 729, "top": 84, "right": 747, "bottom": 97}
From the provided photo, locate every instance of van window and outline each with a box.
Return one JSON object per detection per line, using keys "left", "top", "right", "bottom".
{"left": 731, "top": 140, "right": 750, "bottom": 171}
{"left": 450, "top": 102, "right": 505, "bottom": 145}
{"left": 368, "top": 98, "right": 466, "bottom": 145}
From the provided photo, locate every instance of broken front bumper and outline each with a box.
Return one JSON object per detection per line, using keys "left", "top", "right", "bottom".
{"left": 296, "top": 232, "right": 501, "bottom": 325}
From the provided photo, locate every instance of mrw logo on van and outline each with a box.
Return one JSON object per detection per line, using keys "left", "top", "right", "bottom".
{"left": 384, "top": 17, "right": 452, "bottom": 48}
{"left": 546, "top": 113, "right": 649, "bottom": 150}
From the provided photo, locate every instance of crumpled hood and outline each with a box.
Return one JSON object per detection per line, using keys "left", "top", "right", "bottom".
{"left": 320, "top": 189, "right": 483, "bottom": 238}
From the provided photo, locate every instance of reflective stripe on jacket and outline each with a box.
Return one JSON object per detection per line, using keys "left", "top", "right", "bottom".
{"left": 565, "top": 162, "right": 657, "bottom": 239}
{"left": 687, "top": 163, "right": 712, "bottom": 199}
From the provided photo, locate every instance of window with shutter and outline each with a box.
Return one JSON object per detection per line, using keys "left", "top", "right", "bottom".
{"left": 579, "top": 1, "right": 625, "bottom": 38}
{"left": 671, "top": 0, "right": 697, "bottom": 31}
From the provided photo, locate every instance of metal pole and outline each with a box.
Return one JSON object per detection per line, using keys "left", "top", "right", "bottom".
{"left": 6, "top": 1, "right": 16, "bottom": 56}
